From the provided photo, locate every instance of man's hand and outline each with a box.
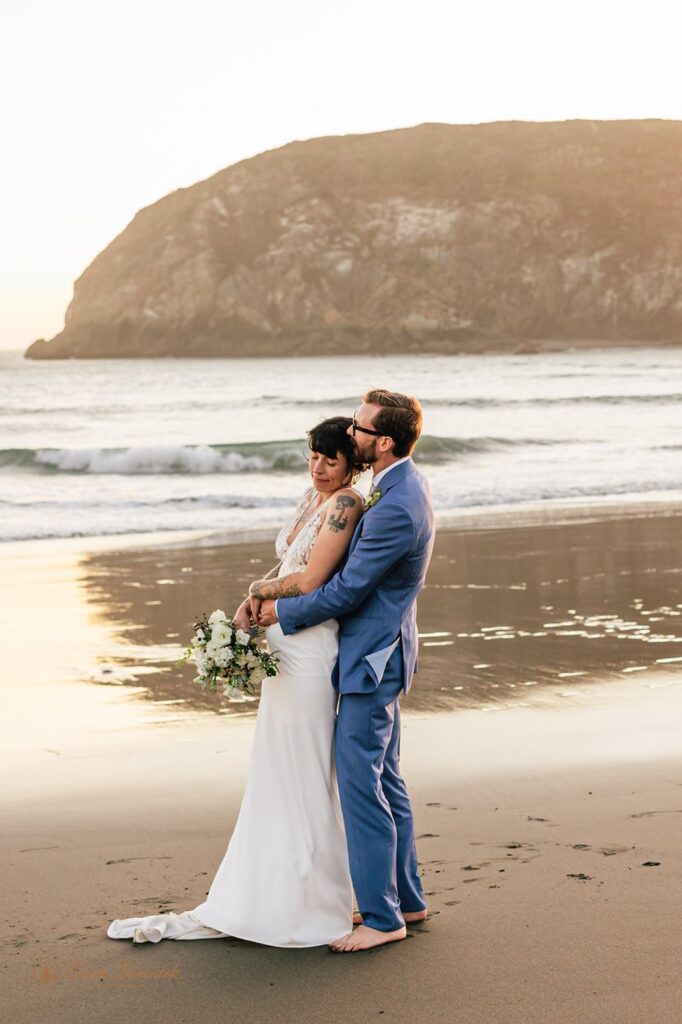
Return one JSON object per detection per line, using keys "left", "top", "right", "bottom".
{"left": 257, "top": 599, "right": 279, "bottom": 626}
{"left": 233, "top": 596, "right": 254, "bottom": 632}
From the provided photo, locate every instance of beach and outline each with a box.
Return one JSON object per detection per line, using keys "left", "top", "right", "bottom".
{"left": 3, "top": 0, "right": 682, "bottom": 1015}
{"left": 2, "top": 504, "right": 681, "bottom": 1023}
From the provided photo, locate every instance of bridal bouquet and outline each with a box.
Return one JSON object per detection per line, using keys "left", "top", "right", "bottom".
{"left": 178, "top": 609, "right": 279, "bottom": 701}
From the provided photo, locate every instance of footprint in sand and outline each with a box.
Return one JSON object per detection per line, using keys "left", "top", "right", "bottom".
{"left": 568, "top": 843, "right": 630, "bottom": 855}
{"left": 461, "top": 865, "right": 483, "bottom": 882}
{"left": 631, "top": 810, "right": 682, "bottom": 818}
{"left": 493, "top": 841, "right": 541, "bottom": 864}
{"left": 106, "top": 856, "right": 173, "bottom": 865}
{"left": 132, "top": 896, "right": 176, "bottom": 909}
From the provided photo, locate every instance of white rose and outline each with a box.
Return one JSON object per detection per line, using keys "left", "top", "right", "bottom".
{"left": 222, "top": 682, "right": 244, "bottom": 699}
{"left": 216, "top": 647, "right": 235, "bottom": 668}
{"left": 222, "top": 683, "right": 255, "bottom": 702}
{"left": 235, "top": 628, "right": 251, "bottom": 646}
{"left": 208, "top": 609, "right": 227, "bottom": 626}
{"left": 249, "top": 664, "right": 266, "bottom": 684}
{"left": 212, "top": 622, "right": 233, "bottom": 644}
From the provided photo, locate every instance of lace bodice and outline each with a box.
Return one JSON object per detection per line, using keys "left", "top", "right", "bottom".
{"left": 275, "top": 486, "right": 363, "bottom": 577}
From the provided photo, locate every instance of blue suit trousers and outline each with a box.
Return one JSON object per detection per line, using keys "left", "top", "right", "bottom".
{"left": 335, "top": 645, "right": 426, "bottom": 932}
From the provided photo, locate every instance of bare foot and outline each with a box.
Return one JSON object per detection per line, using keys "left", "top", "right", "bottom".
{"left": 329, "top": 924, "right": 407, "bottom": 953}
{"left": 352, "top": 909, "right": 428, "bottom": 926}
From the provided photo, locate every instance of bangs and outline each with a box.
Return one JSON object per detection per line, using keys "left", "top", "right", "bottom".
{"left": 306, "top": 416, "right": 359, "bottom": 468}
{"left": 308, "top": 425, "right": 344, "bottom": 459}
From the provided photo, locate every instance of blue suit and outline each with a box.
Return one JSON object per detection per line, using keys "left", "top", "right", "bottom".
{"left": 278, "top": 458, "right": 435, "bottom": 931}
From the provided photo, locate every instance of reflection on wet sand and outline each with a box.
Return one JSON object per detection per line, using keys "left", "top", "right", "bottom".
{"left": 76, "top": 512, "right": 682, "bottom": 717}
{"left": 417, "top": 513, "right": 682, "bottom": 709}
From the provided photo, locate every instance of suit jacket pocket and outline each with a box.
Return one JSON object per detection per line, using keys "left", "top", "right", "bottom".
{"left": 363, "top": 637, "right": 400, "bottom": 685}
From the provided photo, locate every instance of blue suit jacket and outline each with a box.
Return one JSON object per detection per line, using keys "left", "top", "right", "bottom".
{"left": 277, "top": 458, "right": 435, "bottom": 694}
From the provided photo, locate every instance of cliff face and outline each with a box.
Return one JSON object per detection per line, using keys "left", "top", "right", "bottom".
{"left": 25, "top": 120, "right": 682, "bottom": 359}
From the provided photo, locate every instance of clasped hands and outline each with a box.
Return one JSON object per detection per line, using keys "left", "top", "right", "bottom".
{"left": 233, "top": 594, "right": 279, "bottom": 632}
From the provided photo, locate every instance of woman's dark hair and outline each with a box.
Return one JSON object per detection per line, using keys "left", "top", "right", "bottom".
{"left": 307, "top": 416, "right": 366, "bottom": 478}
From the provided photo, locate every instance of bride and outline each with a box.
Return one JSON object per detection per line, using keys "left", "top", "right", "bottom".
{"left": 107, "top": 416, "right": 366, "bottom": 947}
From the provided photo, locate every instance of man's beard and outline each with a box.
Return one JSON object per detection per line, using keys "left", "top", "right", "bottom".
{"left": 350, "top": 435, "right": 378, "bottom": 465}
{"left": 361, "top": 438, "right": 379, "bottom": 464}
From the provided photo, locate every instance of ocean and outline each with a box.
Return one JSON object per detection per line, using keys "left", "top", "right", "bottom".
{"left": 1, "top": 346, "right": 681, "bottom": 543}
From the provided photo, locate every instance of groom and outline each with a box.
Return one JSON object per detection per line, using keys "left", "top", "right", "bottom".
{"left": 258, "top": 388, "right": 435, "bottom": 953}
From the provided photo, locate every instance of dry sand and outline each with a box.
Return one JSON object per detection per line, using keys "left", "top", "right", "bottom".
{"left": 1, "top": 507, "right": 681, "bottom": 1023}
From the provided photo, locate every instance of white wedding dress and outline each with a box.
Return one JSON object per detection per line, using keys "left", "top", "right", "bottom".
{"left": 107, "top": 487, "right": 356, "bottom": 947}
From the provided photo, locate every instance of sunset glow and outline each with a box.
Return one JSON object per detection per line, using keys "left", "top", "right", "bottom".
{"left": 0, "top": 0, "right": 679, "bottom": 350}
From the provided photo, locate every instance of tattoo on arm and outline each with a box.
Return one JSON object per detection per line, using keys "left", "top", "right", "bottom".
{"left": 250, "top": 574, "right": 303, "bottom": 600}
{"left": 328, "top": 494, "right": 357, "bottom": 533}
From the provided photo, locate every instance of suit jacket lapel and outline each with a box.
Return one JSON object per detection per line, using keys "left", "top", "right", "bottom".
{"left": 349, "top": 459, "right": 415, "bottom": 554}
{"left": 375, "top": 457, "right": 415, "bottom": 496}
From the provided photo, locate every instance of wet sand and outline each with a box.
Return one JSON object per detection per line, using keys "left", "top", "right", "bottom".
{"left": 3, "top": 506, "right": 681, "bottom": 730}
{"left": 1, "top": 506, "right": 682, "bottom": 1023}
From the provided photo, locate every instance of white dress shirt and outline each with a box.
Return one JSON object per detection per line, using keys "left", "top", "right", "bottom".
{"left": 370, "top": 455, "right": 411, "bottom": 490}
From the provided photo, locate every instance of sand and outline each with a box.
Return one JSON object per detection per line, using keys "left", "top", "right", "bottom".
{"left": 1, "top": 505, "right": 681, "bottom": 1023}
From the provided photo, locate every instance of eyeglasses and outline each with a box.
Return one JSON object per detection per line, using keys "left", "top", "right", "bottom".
{"left": 351, "top": 416, "right": 385, "bottom": 438}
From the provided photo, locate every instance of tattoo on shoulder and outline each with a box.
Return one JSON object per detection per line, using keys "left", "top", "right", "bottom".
{"left": 328, "top": 494, "right": 357, "bottom": 533}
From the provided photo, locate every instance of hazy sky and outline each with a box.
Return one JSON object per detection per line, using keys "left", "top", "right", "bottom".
{"left": 1, "top": 0, "right": 679, "bottom": 351}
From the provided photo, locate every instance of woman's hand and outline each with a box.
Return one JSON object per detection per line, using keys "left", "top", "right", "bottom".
{"left": 249, "top": 592, "right": 262, "bottom": 625}
{"left": 233, "top": 596, "right": 254, "bottom": 632}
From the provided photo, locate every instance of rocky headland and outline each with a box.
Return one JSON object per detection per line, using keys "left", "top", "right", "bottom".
{"left": 25, "top": 119, "right": 682, "bottom": 358}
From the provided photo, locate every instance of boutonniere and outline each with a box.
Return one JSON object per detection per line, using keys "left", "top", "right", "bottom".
{"left": 364, "top": 489, "right": 382, "bottom": 510}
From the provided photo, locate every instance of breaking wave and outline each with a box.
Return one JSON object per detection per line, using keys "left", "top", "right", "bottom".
{"left": 0, "top": 435, "right": 558, "bottom": 475}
